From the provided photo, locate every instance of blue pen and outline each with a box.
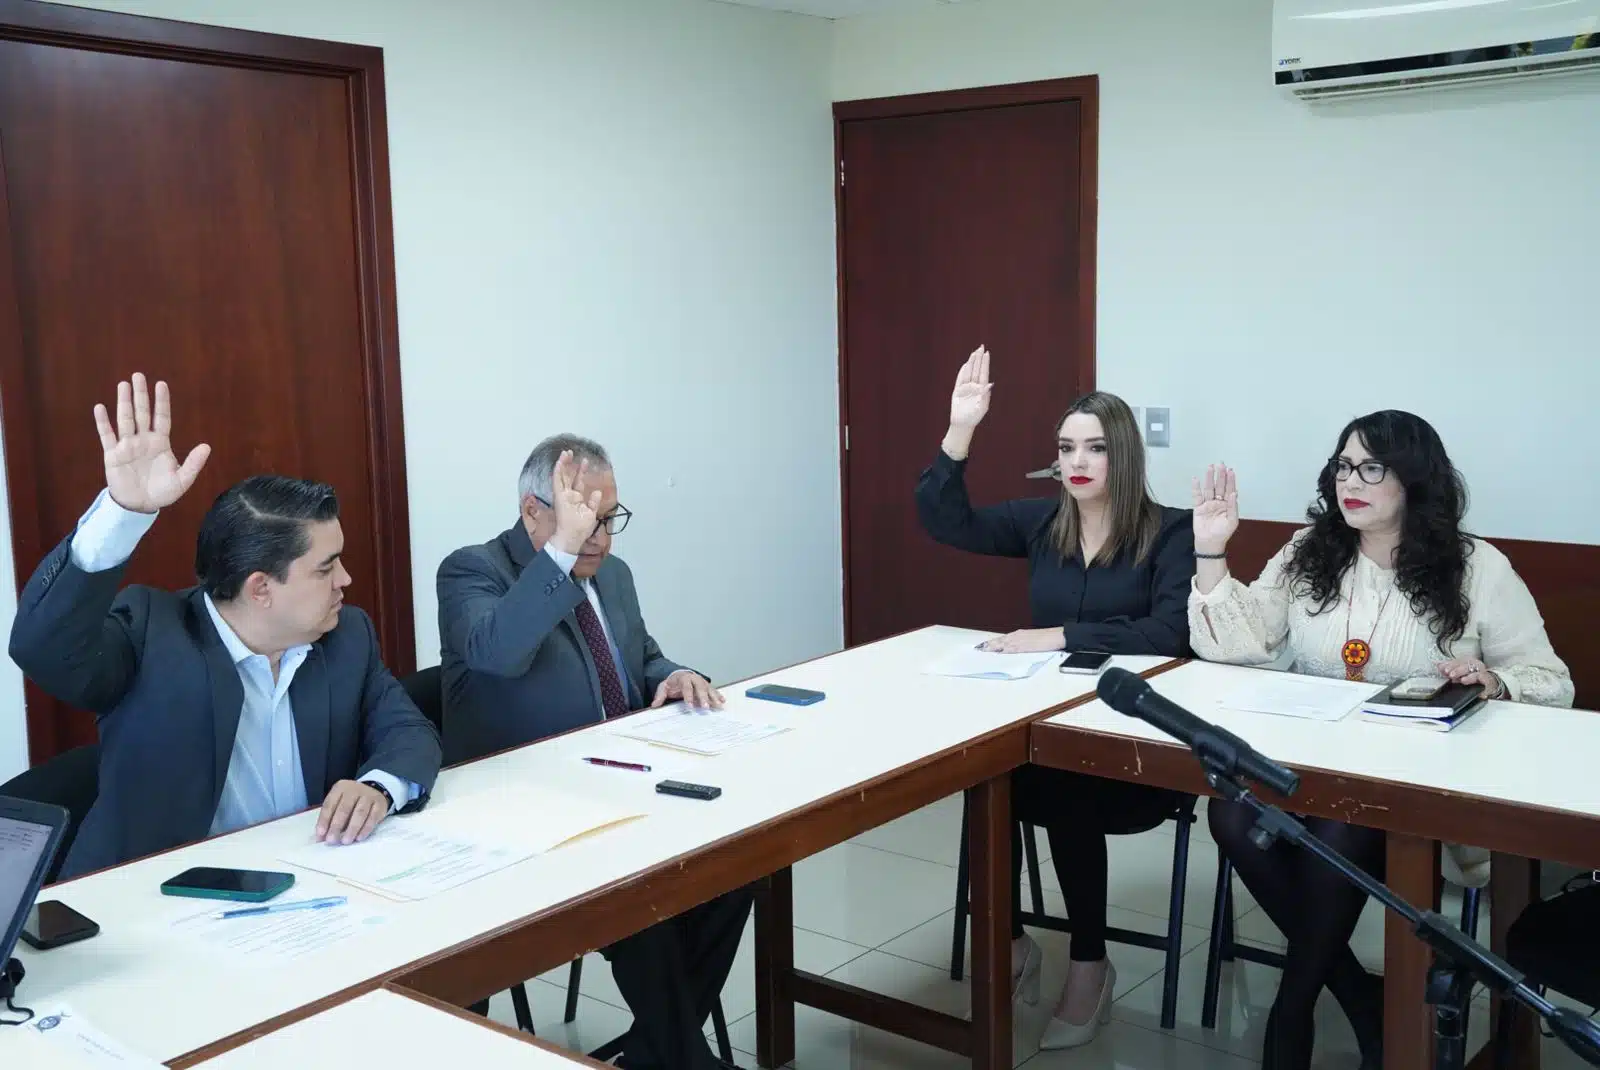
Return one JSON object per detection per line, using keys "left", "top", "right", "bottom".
{"left": 213, "top": 895, "right": 347, "bottom": 920}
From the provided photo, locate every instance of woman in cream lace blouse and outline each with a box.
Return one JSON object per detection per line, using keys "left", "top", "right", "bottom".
{"left": 1187, "top": 410, "right": 1571, "bottom": 1070}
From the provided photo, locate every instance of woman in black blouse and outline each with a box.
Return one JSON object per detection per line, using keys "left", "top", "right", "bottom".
{"left": 915, "top": 346, "right": 1194, "bottom": 1050}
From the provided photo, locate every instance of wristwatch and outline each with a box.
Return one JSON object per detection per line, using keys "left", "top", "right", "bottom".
{"left": 360, "top": 779, "right": 395, "bottom": 812}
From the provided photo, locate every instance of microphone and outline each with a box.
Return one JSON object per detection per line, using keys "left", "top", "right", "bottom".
{"left": 1097, "top": 668, "right": 1301, "bottom": 798}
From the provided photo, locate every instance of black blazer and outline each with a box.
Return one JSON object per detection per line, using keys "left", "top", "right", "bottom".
{"left": 436, "top": 523, "right": 688, "bottom": 766}
{"left": 915, "top": 451, "right": 1195, "bottom": 655}
{"left": 9, "top": 534, "right": 443, "bottom": 879}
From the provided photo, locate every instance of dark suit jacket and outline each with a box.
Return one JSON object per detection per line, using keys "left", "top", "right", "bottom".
{"left": 9, "top": 533, "right": 443, "bottom": 879}
{"left": 437, "top": 523, "right": 687, "bottom": 765}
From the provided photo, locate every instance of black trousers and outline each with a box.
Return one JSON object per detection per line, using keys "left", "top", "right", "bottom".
{"left": 1009, "top": 763, "right": 1181, "bottom": 962}
{"left": 471, "top": 885, "right": 752, "bottom": 1070}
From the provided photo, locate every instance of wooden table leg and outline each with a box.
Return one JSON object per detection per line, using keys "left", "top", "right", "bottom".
{"left": 755, "top": 867, "right": 796, "bottom": 1069}
{"left": 967, "top": 775, "right": 1012, "bottom": 1070}
{"left": 1385, "top": 833, "right": 1438, "bottom": 1070}
{"left": 1486, "top": 853, "right": 1541, "bottom": 1070}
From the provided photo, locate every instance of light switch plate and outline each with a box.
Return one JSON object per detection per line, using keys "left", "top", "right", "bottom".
{"left": 1145, "top": 407, "right": 1171, "bottom": 448}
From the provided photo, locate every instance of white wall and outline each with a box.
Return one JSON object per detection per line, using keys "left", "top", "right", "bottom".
{"left": 834, "top": 0, "right": 1600, "bottom": 541}
{"left": 0, "top": 0, "right": 841, "bottom": 779}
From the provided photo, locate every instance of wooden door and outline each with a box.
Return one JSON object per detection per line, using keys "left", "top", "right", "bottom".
{"left": 0, "top": 1, "right": 413, "bottom": 764}
{"left": 836, "top": 79, "right": 1098, "bottom": 646}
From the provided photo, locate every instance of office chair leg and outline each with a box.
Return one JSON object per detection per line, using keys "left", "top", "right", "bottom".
{"left": 510, "top": 982, "right": 535, "bottom": 1033}
{"left": 951, "top": 792, "right": 971, "bottom": 981}
{"left": 1457, "top": 886, "right": 1483, "bottom": 1038}
{"left": 1023, "top": 821, "right": 1045, "bottom": 915}
{"left": 1160, "top": 811, "right": 1193, "bottom": 1030}
{"left": 712, "top": 998, "right": 733, "bottom": 1062}
{"left": 1202, "top": 855, "right": 1233, "bottom": 1030}
{"left": 564, "top": 957, "right": 583, "bottom": 1023}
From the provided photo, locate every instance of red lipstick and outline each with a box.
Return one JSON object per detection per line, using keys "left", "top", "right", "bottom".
{"left": 1068, "top": 476, "right": 1093, "bottom": 486}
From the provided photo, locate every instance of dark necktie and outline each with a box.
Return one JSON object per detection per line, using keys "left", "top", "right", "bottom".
{"left": 573, "top": 598, "right": 629, "bottom": 718}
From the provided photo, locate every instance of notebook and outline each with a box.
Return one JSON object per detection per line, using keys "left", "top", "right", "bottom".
{"left": 1358, "top": 678, "right": 1488, "bottom": 732}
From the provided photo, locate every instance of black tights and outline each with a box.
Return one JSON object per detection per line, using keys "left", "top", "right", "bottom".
{"left": 1008, "top": 764, "right": 1180, "bottom": 963}
{"left": 1209, "top": 799, "right": 1385, "bottom": 1068}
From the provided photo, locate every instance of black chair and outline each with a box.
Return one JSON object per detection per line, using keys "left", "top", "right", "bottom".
{"left": 1198, "top": 856, "right": 1483, "bottom": 1032}
{"left": 1492, "top": 882, "right": 1600, "bottom": 1070}
{"left": 950, "top": 790, "right": 1202, "bottom": 1030}
{"left": 0, "top": 743, "right": 100, "bottom": 884}
{"left": 399, "top": 667, "right": 734, "bottom": 1062}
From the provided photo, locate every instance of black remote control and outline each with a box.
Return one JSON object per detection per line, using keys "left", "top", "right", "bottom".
{"left": 656, "top": 780, "right": 722, "bottom": 801}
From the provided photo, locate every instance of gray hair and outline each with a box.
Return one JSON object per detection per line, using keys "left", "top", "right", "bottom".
{"left": 517, "top": 434, "right": 611, "bottom": 504}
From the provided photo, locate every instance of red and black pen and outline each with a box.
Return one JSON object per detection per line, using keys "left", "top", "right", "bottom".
{"left": 582, "top": 757, "right": 652, "bottom": 773}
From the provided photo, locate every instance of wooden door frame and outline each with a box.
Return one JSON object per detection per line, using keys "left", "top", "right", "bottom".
{"left": 0, "top": 0, "right": 415, "bottom": 763}
{"left": 832, "top": 76, "right": 1100, "bottom": 648}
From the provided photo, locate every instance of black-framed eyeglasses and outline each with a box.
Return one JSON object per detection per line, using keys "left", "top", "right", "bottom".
{"left": 1329, "top": 458, "right": 1389, "bottom": 485}
{"left": 533, "top": 496, "right": 632, "bottom": 537}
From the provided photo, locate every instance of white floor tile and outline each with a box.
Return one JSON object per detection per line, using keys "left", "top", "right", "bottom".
{"left": 1017, "top": 1019, "right": 1259, "bottom": 1069}
{"left": 480, "top": 978, "right": 634, "bottom": 1057}
{"left": 792, "top": 842, "right": 958, "bottom": 948}
{"left": 850, "top": 792, "right": 966, "bottom": 868}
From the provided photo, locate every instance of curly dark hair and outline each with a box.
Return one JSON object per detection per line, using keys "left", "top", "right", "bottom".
{"left": 1283, "top": 410, "right": 1474, "bottom": 650}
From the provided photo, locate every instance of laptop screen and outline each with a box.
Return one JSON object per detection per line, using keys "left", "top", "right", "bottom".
{"left": 0, "top": 813, "right": 56, "bottom": 967}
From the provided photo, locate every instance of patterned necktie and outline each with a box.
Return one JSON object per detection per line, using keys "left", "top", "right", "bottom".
{"left": 573, "top": 598, "right": 629, "bottom": 718}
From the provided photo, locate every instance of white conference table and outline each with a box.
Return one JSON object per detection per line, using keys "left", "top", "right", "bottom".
{"left": 2, "top": 627, "right": 1170, "bottom": 1068}
{"left": 192, "top": 988, "right": 603, "bottom": 1068}
{"left": 1030, "top": 658, "right": 1600, "bottom": 1070}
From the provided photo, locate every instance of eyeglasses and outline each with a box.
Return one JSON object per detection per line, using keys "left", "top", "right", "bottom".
{"left": 1329, "top": 458, "right": 1389, "bottom": 485}
{"left": 533, "top": 496, "right": 632, "bottom": 537}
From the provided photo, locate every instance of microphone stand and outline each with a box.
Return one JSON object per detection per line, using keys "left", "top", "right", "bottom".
{"left": 1186, "top": 722, "right": 1600, "bottom": 1070}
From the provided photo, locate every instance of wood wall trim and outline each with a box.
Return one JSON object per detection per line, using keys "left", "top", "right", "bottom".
{"left": 1232, "top": 518, "right": 1597, "bottom": 710}
{"left": 0, "top": 0, "right": 415, "bottom": 765}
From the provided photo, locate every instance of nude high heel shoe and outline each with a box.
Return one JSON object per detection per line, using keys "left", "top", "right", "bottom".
{"left": 1038, "top": 961, "right": 1115, "bottom": 1050}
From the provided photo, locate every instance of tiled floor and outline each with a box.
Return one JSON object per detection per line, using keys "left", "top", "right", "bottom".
{"left": 483, "top": 793, "right": 1591, "bottom": 1068}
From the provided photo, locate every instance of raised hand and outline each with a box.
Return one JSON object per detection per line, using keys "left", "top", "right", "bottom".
{"left": 948, "top": 345, "right": 993, "bottom": 431}
{"left": 551, "top": 450, "right": 602, "bottom": 555}
{"left": 95, "top": 373, "right": 211, "bottom": 514}
{"left": 1191, "top": 463, "right": 1239, "bottom": 553}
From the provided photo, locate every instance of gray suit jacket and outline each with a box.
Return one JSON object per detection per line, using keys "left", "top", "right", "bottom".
{"left": 436, "top": 523, "right": 688, "bottom": 765}
{"left": 9, "top": 533, "right": 443, "bottom": 878}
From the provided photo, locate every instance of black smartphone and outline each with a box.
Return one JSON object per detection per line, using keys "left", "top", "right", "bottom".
{"left": 745, "top": 683, "right": 825, "bottom": 706}
{"left": 20, "top": 900, "right": 99, "bottom": 950}
{"left": 159, "top": 866, "right": 295, "bottom": 903}
{"left": 1059, "top": 651, "right": 1113, "bottom": 675}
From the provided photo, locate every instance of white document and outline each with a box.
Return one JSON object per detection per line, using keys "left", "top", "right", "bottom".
{"left": 923, "top": 643, "right": 1056, "bottom": 681}
{"left": 615, "top": 708, "right": 790, "bottom": 756}
{"left": 1219, "top": 674, "right": 1377, "bottom": 722}
{"left": 12, "top": 1003, "right": 163, "bottom": 1068}
{"left": 279, "top": 784, "right": 644, "bottom": 900}
{"left": 166, "top": 898, "right": 388, "bottom": 965}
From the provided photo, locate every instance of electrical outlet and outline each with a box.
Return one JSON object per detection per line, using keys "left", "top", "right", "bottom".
{"left": 1145, "top": 407, "right": 1171, "bottom": 448}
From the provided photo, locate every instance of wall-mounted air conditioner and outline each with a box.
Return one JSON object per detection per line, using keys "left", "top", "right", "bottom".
{"left": 1273, "top": 0, "right": 1600, "bottom": 101}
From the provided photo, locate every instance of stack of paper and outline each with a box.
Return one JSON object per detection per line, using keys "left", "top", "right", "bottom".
{"left": 923, "top": 642, "right": 1057, "bottom": 681}
{"left": 1218, "top": 674, "right": 1377, "bottom": 723}
{"left": 614, "top": 708, "right": 790, "bottom": 756}
{"left": 279, "top": 783, "right": 644, "bottom": 900}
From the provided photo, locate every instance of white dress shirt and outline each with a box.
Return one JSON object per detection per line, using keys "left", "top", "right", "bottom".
{"left": 69, "top": 489, "right": 415, "bottom": 835}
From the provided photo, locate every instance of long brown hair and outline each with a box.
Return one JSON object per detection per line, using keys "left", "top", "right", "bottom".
{"left": 1047, "top": 391, "right": 1163, "bottom": 566}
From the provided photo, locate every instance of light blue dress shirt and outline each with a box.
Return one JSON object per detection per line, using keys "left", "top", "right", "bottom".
{"left": 69, "top": 489, "right": 414, "bottom": 835}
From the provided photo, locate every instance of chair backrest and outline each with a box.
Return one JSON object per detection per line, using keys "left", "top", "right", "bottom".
{"left": 401, "top": 665, "right": 443, "bottom": 735}
{"left": 0, "top": 743, "right": 99, "bottom": 884}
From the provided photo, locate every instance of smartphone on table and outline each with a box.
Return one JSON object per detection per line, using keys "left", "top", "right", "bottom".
{"left": 745, "top": 684, "right": 825, "bottom": 706}
{"left": 21, "top": 900, "right": 100, "bottom": 950}
{"left": 159, "top": 866, "right": 295, "bottom": 903}
{"left": 1059, "top": 651, "right": 1113, "bottom": 675}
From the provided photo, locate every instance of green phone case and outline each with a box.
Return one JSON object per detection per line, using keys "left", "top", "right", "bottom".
{"left": 159, "top": 873, "right": 294, "bottom": 903}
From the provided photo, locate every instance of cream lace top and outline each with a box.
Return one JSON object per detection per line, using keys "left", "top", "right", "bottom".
{"left": 1189, "top": 531, "right": 1573, "bottom": 708}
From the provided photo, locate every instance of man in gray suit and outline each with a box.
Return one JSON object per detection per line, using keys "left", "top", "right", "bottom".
{"left": 10, "top": 374, "right": 441, "bottom": 878}
{"left": 438, "top": 434, "right": 748, "bottom": 1070}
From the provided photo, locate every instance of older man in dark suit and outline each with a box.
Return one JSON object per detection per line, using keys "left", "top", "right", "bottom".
{"left": 9, "top": 374, "right": 441, "bottom": 878}
{"left": 438, "top": 434, "right": 748, "bottom": 1070}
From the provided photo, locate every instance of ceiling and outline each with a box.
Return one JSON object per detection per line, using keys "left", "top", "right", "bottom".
{"left": 712, "top": 0, "right": 970, "bottom": 19}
